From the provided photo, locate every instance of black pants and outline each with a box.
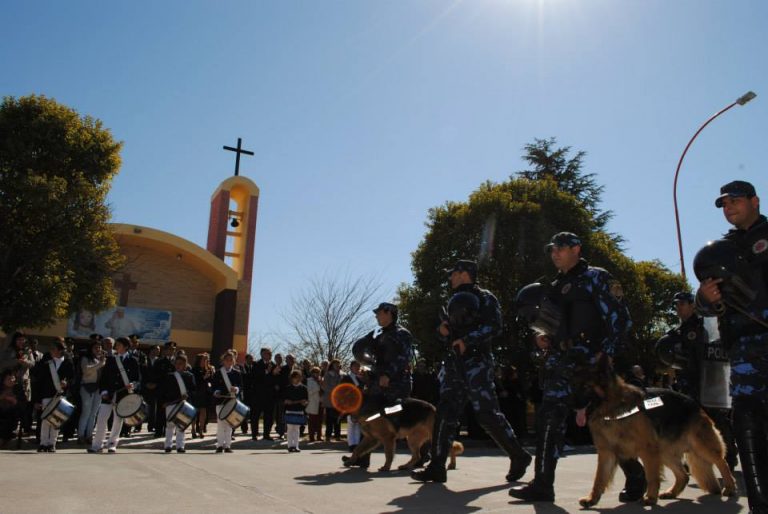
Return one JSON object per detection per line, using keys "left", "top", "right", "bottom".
{"left": 733, "top": 396, "right": 768, "bottom": 513}
{"left": 251, "top": 396, "right": 274, "bottom": 437}
{"left": 325, "top": 407, "right": 341, "bottom": 439}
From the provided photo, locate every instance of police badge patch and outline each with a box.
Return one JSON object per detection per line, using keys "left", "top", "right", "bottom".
{"left": 687, "top": 331, "right": 697, "bottom": 341}
{"left": 753, "top": 239, "right": 768, "bottom": 254}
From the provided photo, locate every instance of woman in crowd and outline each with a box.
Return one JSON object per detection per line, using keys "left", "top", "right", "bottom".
{"left": 191, "top": 353, "right": 214, "bottom": 439}
{"left": 306, "top": 366, "right": 322, "bottom": 442}
{"left": 77, "top": 339, "right": 106, "bottom": 444}
{"left": 321, "top": 359, "right": 342, "bottom": 442}
{"left": 0, "top": 332, "right": 34, "bottom": 435}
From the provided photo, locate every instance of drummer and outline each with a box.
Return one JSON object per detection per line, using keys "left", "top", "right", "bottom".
{"left": 161, "top": 354, "right": 196, "bottom": 453}
{"left": 32, "top": 338, "right": 74, "bottom": 453}
{"left": 89, "top": 337, "right": 140, "bottom": 454}
{"left": 212, "top": 350, "right": 242, "bottom": 453}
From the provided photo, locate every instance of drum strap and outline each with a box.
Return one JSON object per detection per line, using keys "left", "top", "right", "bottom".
{"left": 48, "top": 360, "right": 63, "bottom": 395}
{"left": 116, "top": 355, "right": 131, "bottom": 387}
{"left": 220, "top": 366, "right": 233, "bottom": 394}
{"left": 174, "top": 372, "right": 187, "bottom": 397}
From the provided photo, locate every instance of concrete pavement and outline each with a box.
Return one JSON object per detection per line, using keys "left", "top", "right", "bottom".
{"left": 0, "top": 434, "right": 748, "bottom": 513}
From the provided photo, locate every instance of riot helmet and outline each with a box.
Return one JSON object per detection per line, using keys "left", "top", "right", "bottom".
{"left": 693, "top": 239, "right": 756, "bottom": 310}
{"left": 515, "top": 282, "right": 561, "bottom": 337}
{"left": 447, "top": 291, "right": 481, "bottom": 332}
{"left": 655, "top": 333, "right": 688, "bottom": 370}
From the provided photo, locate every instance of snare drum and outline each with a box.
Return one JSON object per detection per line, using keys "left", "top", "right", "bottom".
{"left": 218, "top": 398, "right": 250, "bottom": 428}
{"left": 115, "top": 393, "right": 148, "bottom": 427}
{"left": 167, "top": 400, "right": 197, "bottom": 430}
{"left": 41, "top": 396, "right": 75, "bottom": 429}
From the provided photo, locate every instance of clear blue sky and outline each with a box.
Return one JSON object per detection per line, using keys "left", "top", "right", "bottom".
{"left": 3, "top": 1, "right": 766, "bottom": 347}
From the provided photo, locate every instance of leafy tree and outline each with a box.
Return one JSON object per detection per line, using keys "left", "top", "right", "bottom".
{"left": 399, "top": 140, "right": 686, "bottom": 376}
{"left": 517, "top": 137, "right": 612, "bottom": 231}
{"left": 0, "top": 95, "right": 124, "bottom": 332}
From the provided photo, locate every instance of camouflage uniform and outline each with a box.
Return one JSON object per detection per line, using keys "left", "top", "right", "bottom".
{"left": 515, "top": 257, "right": 639, "bottom": 500}
{"left": 428, "top": 283, "right": 530, "bottom": 473}
{"left": 366, "top": 324, "right": 414, "bottom": 404}
{"left": 697, "top": 213, "right": 768, "bottom": 513}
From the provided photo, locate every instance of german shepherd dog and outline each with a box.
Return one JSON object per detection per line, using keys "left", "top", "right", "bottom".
{"left": 343, "top": 397, "right": 463, "bottom": 472}
{"left": 578, "top": 358, "right": 737, "bottom": 507}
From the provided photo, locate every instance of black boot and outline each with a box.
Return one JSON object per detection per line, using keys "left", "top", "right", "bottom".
{"left": 479, "top": 414, "right": 533, "bottom": 482}
{"left": 411, "top": 463, "right": 447, "bottom": 483}
{"left": 618, "top": 459, "right": 647, "bottom": 502}
{"left": 509, "top": 402, "right": 565, "bottom": 502}
{"left": 734, "top": 401, "right": 768, "bottom": 514}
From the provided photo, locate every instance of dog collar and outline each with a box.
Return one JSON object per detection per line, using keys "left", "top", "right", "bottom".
{"left": 603, "top": 396, "right": 664, "bottom": 421}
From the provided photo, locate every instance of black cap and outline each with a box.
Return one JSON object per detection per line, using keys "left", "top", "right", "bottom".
{"left": 373, "top": 302, "right": 398, "bottom": 316}
{"left": 672, "top": 292, "right": 694, "bottom": 304}
{"left": 545, "top": 232, "right": 582, "bottom": 252}
{"left": 715, "top": 180, "right": 756, "bottom": 208}
{"left": 443, "top": 259, "right": 478, "bottom": 278}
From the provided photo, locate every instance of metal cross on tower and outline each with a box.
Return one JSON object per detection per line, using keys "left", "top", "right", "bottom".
{"left": 223, "top": 137, "right": 254, "bottom": 176}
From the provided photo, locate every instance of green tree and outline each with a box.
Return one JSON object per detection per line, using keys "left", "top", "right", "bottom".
{"left": 0, "top": 95, "right": 124, "bottom": 332}
{"left": 399, "top": 140, "right": 686, "bottom": 374}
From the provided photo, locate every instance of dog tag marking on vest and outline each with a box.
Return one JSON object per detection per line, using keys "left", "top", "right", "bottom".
{"left": 643, "top": 397, "right": 664, "bottom": 410}
{"left": 384, "top": 404, "right": 403, "bottom": 415}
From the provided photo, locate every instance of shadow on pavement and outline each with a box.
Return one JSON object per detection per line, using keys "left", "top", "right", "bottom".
{"left": 383, "top": 483, "right": 509, "bottom": 513}
{"left": 295, "top": 467, "right": 408, "bottom": 485}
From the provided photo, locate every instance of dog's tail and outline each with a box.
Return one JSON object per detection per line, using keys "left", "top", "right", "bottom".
{"left": 447, "top": 441, "right": 464, "bottom": 470}
{"left": 687, "top": 416, "right": 726, "bottom": 495}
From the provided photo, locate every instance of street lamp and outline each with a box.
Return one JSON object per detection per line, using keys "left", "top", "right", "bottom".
{"left": 673, "top": 91, "right": 756, "bottom": 281}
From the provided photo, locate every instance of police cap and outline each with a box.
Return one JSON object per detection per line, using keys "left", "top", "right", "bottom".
{"left": 715, "top": 180, "right": 756, "bottom": 208}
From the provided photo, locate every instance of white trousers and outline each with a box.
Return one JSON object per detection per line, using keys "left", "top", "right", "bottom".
{"left": 91, "top": 403, "right": 124, "bottom": 451}
{"left": 347, "top": 415, "right": 362, "bottom": 446}
{"left": 286, "top": 424, "right": 300, "bottom": 449}
{"left": 40, "top": 398, "right": 59, "bottom": 447}
{"left": 165, "top": 404, "right": 185, "bottom": 449}
{"left": 215, "top": 405, "right": 232, "bottom": 449}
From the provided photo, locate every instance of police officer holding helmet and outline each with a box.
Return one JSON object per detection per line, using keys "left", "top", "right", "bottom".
{"left": 695, "top": 180, "right": 768, "bottom": 514}
{"left": 412, "top": 259, "right": 532, "bottom": 484}
{"left": 511, "top": 232, "right": 645, "bottom": 503}
{"left": 656, "top": 292, "right": 737, "bottom": 470}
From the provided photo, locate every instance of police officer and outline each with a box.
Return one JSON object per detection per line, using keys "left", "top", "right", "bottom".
{"left": 657, "top": 292, "right": 738, "bottom": 470}
{"left": 367, "top": 302, "right": 414, "bottom": 404}
{"left": 696, "top": 180, "right": 768, "bottom": 514}
{"left": 412, "top": 260, "right": 532, "bottom": 484}
{"left": 510, "top": 232, "right": 645, "bottom": 502}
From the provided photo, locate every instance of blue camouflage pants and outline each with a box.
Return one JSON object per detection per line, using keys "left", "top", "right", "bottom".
{"left": 430, "top": 354, "right": 525, "bottom": 468}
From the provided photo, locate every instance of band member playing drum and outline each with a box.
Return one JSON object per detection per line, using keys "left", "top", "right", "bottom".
{"left": 89, "top": 337, "right": 140, "bottom": 454}
{"left": 161, "top": 354, "right": 196, "bottom": 453}
{"left": 32, "top": 338, "right": 74, "bottom": 452}
{"left": 212, "top": 351, "right": 242, "bottom": 453}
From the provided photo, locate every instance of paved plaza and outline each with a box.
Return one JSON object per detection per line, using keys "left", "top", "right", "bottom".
{"left": 0, "top": 434, "right": 749, "bottom": 514}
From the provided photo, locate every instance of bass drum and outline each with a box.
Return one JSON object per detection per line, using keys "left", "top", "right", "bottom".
{"left": 167, "top": 400, "right": 197, "bottom": 431}
{"left": 41, "top": 396, "right": 76, "bottom": 430}
{"left": 115, "top": 393, "right": 148, "bottom": 427}
{"left": 218, "top": 398, "right": 250, "bottom": 429}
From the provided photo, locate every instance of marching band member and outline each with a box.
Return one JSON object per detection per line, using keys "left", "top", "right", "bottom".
{"left": 161, "top": 354, "right": 196, "bottom": 453}
{"left": 212, "top": 351, "right": 242, "bottom": 453}
{"left": 32, "top": 338, "right": 74, "bottom": 452}
{"left": 89, "top": 337, "right": 140, "bottom": 454}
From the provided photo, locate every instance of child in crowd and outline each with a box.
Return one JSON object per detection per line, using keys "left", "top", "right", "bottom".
{"left": 306, "top": 367, "right": 322, "bottom": 442}
{"left": 284, "top": 370, "right": 308, "bottom": 452}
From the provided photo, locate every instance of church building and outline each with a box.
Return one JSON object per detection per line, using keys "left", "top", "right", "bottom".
{"left": 26, "top": 172, "right": 260, "bottom": 359}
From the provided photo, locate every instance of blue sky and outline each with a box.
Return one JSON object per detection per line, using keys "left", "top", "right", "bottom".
{"left": 3, "top": 0, "right": 766, "bottom": 348}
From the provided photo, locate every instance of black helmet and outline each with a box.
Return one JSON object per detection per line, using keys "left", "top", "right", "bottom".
{"left": 352, "top": 335, "right": 375, "bottom": 366}
{"left": 655, "top": 333, "right": 688, "bottom": 370}
{"left": 515, "top": 283, "right": 561, "bottom": 337}
{"left": 447, "top": 292, "right": 480, "bottom": 332}
{"left": 693, "top": 240, "right": 756, "bottom": 310}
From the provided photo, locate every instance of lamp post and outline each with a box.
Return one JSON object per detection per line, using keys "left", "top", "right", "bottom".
{"left": 673, "top": 91, "right": 756, "bottom": 281}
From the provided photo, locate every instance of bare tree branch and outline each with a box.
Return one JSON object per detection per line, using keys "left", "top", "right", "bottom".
{"left": 282, "top": 273, "right": 382, "bottom": 364}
